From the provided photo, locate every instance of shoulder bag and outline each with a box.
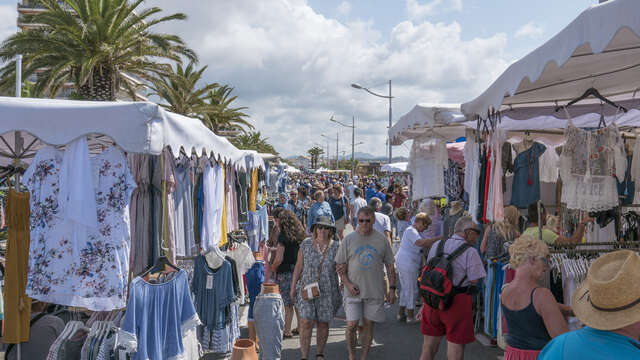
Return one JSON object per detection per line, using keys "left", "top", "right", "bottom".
{"left": 302, "top": 240, "right": 332, "bottom": 301}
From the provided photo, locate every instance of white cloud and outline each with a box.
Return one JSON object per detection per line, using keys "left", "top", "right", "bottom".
{"left": 0, "top": 5, "right": 17, "bottom": 44}
{"left": 155, "top": 0, "right": 508, "bottom": 157}
{"left": 451, "top": 0, "right": 463, "bottom": 11}
{"left": 337, "top": 1, "right": 351, "bottom": 16}
{"left": 406, "top": 0, "right": 462, "bottom": 21}
{"left": 515, "top": 21, "right": 544, "bottom": 39}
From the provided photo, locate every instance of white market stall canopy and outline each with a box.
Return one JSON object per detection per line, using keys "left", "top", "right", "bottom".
{"left": 462, "top": 0, "right": 640, "bottom": 118}
{"left": 389, "top": 103, "right": 467, "bottom": 145}
{"left": 259, "top": 153, "right": 279, "bottom": 161}
{"left": 392, "top": 100, "right": 640, "bottom": 148}
{"left": 285, "top": 166, "right": 301, "bottom": 173}
{"left": 0, "top": 96, "right": 251, "bottom": 170}
{"left": 236, "top": 149, "right": 266, "bottom": 171}
{"left": 381, "top": 162, "right": 408, "bottom": 173}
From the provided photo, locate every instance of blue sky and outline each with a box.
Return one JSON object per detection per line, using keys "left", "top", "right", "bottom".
{"left": 308, "top": 0, "right": 594, "bottom": 60}
{"left": 0, "top": 0, "right": 600, "bottom": 157}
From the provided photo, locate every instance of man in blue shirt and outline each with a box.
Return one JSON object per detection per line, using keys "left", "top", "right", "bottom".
{"left": 374, "top": 183, "right": 386, "bottom": 203}
{"left": 539, "top": 250, "right": 640, "bottom": 360}
{"left": 365, "top": 183, "right": 377, "bottom": 203}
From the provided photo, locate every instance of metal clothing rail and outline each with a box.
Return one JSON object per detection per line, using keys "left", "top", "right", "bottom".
{"left": 550, "top": 247, "right": 640, "bottom": 254}
{"left": 550, "top": 241, "right": 640, "bottom": 248}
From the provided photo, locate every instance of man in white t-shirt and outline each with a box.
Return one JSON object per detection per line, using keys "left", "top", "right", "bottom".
{"left": 347, "top": 181, "right": 356, "bottom": 200}
{"left": 369, "top": 197, "right": 391, "bottom": 246}
{"left": 350, "top": 187, "right": 368, "bottom": 228}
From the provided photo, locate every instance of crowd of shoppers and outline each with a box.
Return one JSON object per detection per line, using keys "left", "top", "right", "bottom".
{"left": 268, "top": 172, "right": 640, "bottom": 360}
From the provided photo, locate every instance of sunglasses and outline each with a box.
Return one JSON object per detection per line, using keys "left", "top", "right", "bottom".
{"left": 358, "top": 218, "right": 372, "bottom": 223}
{"left": 536, "top": 256, "right": 550, "bottom": 266}
{"left": 316, "top": 225, "right": 332, "bottom": 231}
{"left": 465, "top": 228, "right": 481, "bottom": 235}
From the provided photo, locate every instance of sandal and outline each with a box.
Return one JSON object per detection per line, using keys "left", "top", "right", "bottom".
{"left": 283, "top": 333, "right": 293, "bottom": 339}
{"left": 316, "top": 354, "right": 324, "bottom": 359}
{"left": 292, "top": 327, "right": 299, "bottom": 335}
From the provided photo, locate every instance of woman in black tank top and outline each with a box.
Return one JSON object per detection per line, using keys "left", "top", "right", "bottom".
{"left": 270, "top": 209, "right": 305, "bottom": 338}
{"left": 500, "top": 235, "right": 570, "bottom": 359}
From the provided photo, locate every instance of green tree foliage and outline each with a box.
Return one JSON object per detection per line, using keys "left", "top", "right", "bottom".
{"left": 307, "top": 146, "right": 324, "bottom": 169}
{"left": 202, "top": 85, "right": 253, "bottom": 134}
{"left": 231, "top": 131, "right": 279, "bottom": 156}
{"left": 149, "top": 61, "right": 218, "bottom": 117}
{"left": 0, "top": 0, "right": 195, "bottom": 100}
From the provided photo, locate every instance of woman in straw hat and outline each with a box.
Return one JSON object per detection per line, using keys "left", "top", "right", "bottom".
{"left": 500, "top": 235, "right": 570, "bottom": 359}
{"left": 290, "top": 216, "right": 341, "bottom": 360}
{"left": 539, "top": 250, "right": 640, "bottom": 359}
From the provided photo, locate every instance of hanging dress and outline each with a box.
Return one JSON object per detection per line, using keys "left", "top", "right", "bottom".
{"left": 464, "top": 136, "right": 481, "bottom": 224}
{"left": 23, "top": 145, "right": 136, "bottom": 310}
{"left": 408, "top": 134, "right": 448, "bottom": 201}
{"left": 559, "top": 120, "right": 626, "bottom": 212}
{"left": 510, "top": 142, "right": 546, "bottom": 209}
{"left": 3, "top": 188, "right": 31, "bottom": 343}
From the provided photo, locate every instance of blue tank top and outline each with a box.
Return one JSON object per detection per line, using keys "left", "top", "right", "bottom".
{"left": 501, "top": 287, "right": 552, "bottom": 350}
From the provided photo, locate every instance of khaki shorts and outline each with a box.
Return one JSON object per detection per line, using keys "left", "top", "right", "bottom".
{"left": 336, "top": 217, "right": 346, "bottom": 231}
{"left": 344, "top": 296, "right": 385, "bottom": 323}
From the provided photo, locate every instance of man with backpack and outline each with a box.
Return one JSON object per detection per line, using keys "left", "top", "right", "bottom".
{"left": 418, "top": 216, "right": 486, "bottom": 360}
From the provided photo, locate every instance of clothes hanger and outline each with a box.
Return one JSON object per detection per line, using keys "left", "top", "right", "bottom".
{"left": 555, "top": 87, "right": 628, "bottom": 113}
{"left": 140, "top": 255, "right": 180, "bottom": 278}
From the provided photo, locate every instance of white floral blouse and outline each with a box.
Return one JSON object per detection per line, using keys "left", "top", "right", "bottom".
{"left": 23, "top": 145, "right": 136, "bottom": 310}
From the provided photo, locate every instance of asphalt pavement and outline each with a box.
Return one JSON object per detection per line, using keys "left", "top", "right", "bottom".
{"left": 278, "top": 301, "right": 504, "bottom": 360}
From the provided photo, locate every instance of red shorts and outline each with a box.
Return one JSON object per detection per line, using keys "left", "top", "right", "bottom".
{"left": 421, "top": 293, "right": 474, "bottom": 344}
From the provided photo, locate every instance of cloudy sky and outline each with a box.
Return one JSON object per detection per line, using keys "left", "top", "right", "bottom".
{"left": 0, "top": 0, "right": 596, "bottom": 157}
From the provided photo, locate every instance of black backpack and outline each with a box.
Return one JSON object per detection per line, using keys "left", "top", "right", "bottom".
{"left": 419, "top": 239, "right": 470, "bottom": 311}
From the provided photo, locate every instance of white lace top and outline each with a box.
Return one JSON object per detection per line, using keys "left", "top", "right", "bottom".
{"left": 559, "top": 121, "right": 626, "bottom": 211}
{"left": 408, "top": 134, "right": 448, "bottom": 201}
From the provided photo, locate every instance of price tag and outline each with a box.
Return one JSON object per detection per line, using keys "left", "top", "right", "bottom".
{"left": 206, "top": 275, "right": 213, "bottom": 289}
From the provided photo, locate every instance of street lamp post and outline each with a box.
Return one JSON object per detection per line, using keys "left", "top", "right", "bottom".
{"left": 321, "top": 133, "right": 339, "bottom": 170}
{"left": 330, "top": 115, "right": 358, "bottom": 178}
{"left": 351, "top": 80, "right": 393, "bottom": 164}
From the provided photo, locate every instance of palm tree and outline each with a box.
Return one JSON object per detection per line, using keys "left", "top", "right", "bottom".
{"left": 201, "top": 85, "right": 254, "bottom": 134}
{"left": 307, "top": 146, "right": 324, "bottom": 169}
{"left": 0, "top": 0, "right": 196, "bottom": 100}
{"left": 231, "top": 131, "right": 279, "bottom": 156}
{"left": 149, "top": 61, "right": 219, "bottom": 117}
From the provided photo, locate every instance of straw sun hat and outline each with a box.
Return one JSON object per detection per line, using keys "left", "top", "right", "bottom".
{"left": 572, "top": 250, "right": 640, "bottom": 331}
{"left": 311, "top": 216, "right": 336, "bottom": 232}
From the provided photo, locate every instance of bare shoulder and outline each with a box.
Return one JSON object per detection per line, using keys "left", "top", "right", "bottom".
{"left": 532, "top": 287, "right": 559, "bottom": 311}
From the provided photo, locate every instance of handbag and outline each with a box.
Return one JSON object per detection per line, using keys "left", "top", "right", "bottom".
{"left": 267, "top": 246, "right": 277, "bottom": 264}
{"left": 302, "top": 240, "right": 331, "bottom": 301}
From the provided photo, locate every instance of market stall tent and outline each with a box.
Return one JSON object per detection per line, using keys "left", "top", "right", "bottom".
{"left": 381, "top": 162, "right": 408, "bottom": 173}
{"left": 389, "top": 103, "right": 466, "bottom": 145}
{"left": 462, "top": 0, "right": 640, "bottom": 118}
{"left": 0, "top": 96, "right": 249, "bottom": 169}
{"left": 237, "top": 149, "right": 266, "bottom": 171}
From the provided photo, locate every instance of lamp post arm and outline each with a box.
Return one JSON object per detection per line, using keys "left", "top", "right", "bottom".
{"left": 362, "top": 87, "right": 393, "bottom": 99}
{"left": 331, "top": 119, "right": 354, "bottom": 128}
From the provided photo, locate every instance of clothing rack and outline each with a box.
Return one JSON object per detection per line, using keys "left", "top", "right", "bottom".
{"left": 550, "top": 247, "right": 640, "bottom": 254}
{"left": 551, "top": 241, "right": 640, "bottom": 247}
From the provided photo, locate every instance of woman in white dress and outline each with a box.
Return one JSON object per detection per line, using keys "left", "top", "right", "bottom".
{"left": 395, "top": 213, "right": 436, "bottom": 323}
